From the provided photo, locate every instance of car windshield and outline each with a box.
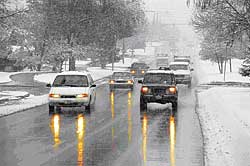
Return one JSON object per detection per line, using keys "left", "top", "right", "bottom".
{"left": 131, "top": 63, "right": 148, "bottom": 68}
{"left": 113, "top": 72, "right": 131, "bottom": 78}
{"left": 174, "top": 59, "right": 190, "bottom": 63}
{"left": 143, "top": 73, "right": 173, "bottom": 84}
{"left": 52, "top": 75, "right": 88, "bottom": 87}
{"left": 170, "top": 64, "right": 188, "bottom": 70}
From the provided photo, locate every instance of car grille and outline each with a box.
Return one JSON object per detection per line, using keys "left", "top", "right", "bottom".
{"left": 115, "top": 80, "right": 127, "bottom": 83}
{"left": 175, "top": 75, "right": 185, "bottom": 78}
{"left": 60, "top": 95, "right": 76, "bottom": 98}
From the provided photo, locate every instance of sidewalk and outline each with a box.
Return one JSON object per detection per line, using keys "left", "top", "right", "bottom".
{"left": 195, "top": 58, "right": 250, "bottom": 166}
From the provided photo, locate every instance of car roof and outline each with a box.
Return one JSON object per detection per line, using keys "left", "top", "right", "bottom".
{"left": 169, "top": 61, "right": 189, "bottom": 65}
{"left": 56, "top": 71, "right": 89, "bottom": 76}
{"left": 146, "top": 70, "right": 174, "bottom": 74}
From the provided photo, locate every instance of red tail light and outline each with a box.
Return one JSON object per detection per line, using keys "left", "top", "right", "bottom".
{"left": 141, "top": 86, "right": 149, "bottom": 94}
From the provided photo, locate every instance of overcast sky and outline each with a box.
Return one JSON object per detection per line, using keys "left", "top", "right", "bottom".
{"left": 143, "top": 0, "right": 193, "bottom": 24}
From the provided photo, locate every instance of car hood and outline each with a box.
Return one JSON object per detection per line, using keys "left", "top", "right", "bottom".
{"left": 172, "top": 70, "right": 190, "bottom": 75}
{"left": 142, "top": 83, "right": 173, "bottom": 87}
{"left": 49, "top": 87, "right": 89, "bottom": 95}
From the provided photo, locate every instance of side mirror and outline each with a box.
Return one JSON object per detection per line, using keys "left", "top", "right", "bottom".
{"left": 138, "top": 80, "right": 143, "bottom": 84}
{"left": 91, "top": 84, "right": 97, "bottom": 88}
{"left": 46, "top": 83, "right": 51, "bottom": 87}
{"left": 190, "top": 68, "right": 194, "bottom": 71}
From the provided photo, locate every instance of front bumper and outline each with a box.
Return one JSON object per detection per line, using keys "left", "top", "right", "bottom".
{"left": 48, "top": 97, "right": 89, "bottom": 107}
{"left": 176, "top": 78, "right": 191, "bottom": 84}
{"left": 141, "top": 94, "right": 178, "bottom": 104}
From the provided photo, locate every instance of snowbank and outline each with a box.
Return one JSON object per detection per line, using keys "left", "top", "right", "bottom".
{"left": 196, "top": 58, "right": 250, "bottom": 166}
{"left": 0, "top": 91, "right": 29, "bottom": 102}
{"left": 0, "top": 72, "right": 16, "bottom": 83}
{"left": 196, "top": 87, "right": 250, "bottom": 166}
{"left": 0, "top": 95, "right": 48, "bottom": 117}
{"left": 197, "top": 59, "right": 250, "bottom": 84}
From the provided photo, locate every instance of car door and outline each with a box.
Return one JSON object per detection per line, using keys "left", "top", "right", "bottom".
{"left": 88, "top": 74, "right": 96, "bottom": 103}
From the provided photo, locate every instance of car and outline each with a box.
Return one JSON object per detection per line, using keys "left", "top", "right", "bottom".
{"left": 130, "top": 62, "right": 149, "bottom": 78}
{"left": 47, "top": 71, "right": 96, "bottom": 113}
{"left": 109, "top": 71, "right": 134, "bottom": 91}
{"left": 169, "top": 61, "right": 193, "bottom": 87}
{"left": 174, "top": 56, "right": 193, "bottom": 65}
{"left": 138, "top": 70, "right": 178, "bottom": 112}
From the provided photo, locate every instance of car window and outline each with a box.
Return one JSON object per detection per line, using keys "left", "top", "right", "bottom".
{"left": 170, "top": 64, "right": 188, "bottom": 70}
{"left": 131, "top": 63, "right": 148, "bottom": 68}
{"left": 113, "top": 72, "right": 131, "bottom": 78}
{"left": 88, "top": 74, "right": 94, "bottom": 84}
{"left": 52, "top": 75, "right": 88, "bottom": 87}
{"left": 174, "top": 59, "right": 190, "bottom": 63}
{"left": 143, "top": 73, "right": 173, "bottom": 84}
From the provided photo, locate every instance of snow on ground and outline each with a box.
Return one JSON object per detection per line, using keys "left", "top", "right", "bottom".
{"left": 0, "top": 91, "right": 29, "bottom": 101}
{"left": 197, "top": 59, "right": 250, "bottom": 84}
{"left": 196, "top": 58, "right": 250, "bottom": 166}
{"left": 0, "top": 95, "right": 48, "bottom": 117}
{"left": 34, "top": 67, "right": 128, "bottom": 84}
{"left": 0, "top": 72, "right": 17, "bottom": 83}
{"left": 106, "top": 57, "right": 138, "bottom": 68}
{"left": 196, "top": 87, "right": 250, "bottom": 166}
{"left": 35, "top": 58, "right": 136, "bottom": 84}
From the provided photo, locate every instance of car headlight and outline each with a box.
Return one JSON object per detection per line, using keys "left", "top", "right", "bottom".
{"left": 131, "top": 70, "right": 136, "bottom": 74}
{"left": 141, "top": 70, "right": 145, "bottom": 74}
{"left": 127, "top": 80, "right": 133, "bottom": 84}
{"left": 49, "top": 94, "right": 61, "bottom": 98}
{"left": 109, "top": 80, "right": 115, "bottom": 84}
{"left": 168, "top": 87, "right": 177, "bottom": 94}
{"left": 76, "top": 93, "right": 88, "bottom": 98}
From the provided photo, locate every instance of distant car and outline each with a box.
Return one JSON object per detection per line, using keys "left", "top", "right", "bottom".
{"left": 174, "top": 56, "right": 192, "bottom": 64}
{"left": 47, "top": 71, "right": 96, "bottom": 113}
{"left": 130, "top": 62, "right": 149, "bottom": 78}
{"left": 109, "top": 71, "right": 134, "bottom": 91}
{"left": 169, "top": 61, "right": 193, "bottom": 87}
{"left": 138, "top": 70, "right": 178, "bottom": 112}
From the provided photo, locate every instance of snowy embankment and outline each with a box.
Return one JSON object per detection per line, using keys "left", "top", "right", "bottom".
{"left": 0, "top": 72, "right": 16, "bottom": 83}
{"left": 196, "top": 59, "right": 250, "bottom": 166}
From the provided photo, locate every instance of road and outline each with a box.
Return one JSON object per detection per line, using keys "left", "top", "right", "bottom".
{"left": 0, "top": 79, "right": 203, "bottom": 166}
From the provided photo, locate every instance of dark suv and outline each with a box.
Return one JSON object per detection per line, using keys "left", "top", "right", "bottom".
{"left": 138, "top": 70, "right": 178, "bottom": 112}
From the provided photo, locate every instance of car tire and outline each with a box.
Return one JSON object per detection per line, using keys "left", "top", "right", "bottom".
{"left": 110, "top": 87, "right": 114, "bottom": 92}
{"left": 85, "top": 96, "right": 93, "bottom": 113}
{"left": 172, "top": 101, "right": 178, "bottom": 113}
{"left": 188, "top": 81, "right": 191, "bottom": 88}
{"left": 130, "top": 86, "right": 134, "bottom": 91}
{"left": 140, "top": 96, "right": 147, "bottom": 112}
{"left": 55, "top": 106, "right": 61, "bottom": 113}
{"left": 49, "top": 105, "right": 54, "bottom": 114}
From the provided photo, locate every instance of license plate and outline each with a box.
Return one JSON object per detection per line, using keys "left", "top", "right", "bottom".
{"left": 155, "top": 95, "right": 162, "bottom": 100}
{"left": 64, "top": 100, "right": 72, "bottom": 104}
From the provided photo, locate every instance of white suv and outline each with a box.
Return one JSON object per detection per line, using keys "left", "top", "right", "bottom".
{"left": 47, "top": 71, "right": 96, "bottom": 113}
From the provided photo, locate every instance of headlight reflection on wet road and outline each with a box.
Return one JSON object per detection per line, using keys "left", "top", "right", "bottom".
{"left": 50, "top": 114, "right": 61, "bottom": 149}
{"left": 76, "top": 114, "right": 86, "bottom": 166}
{"left": 169, "top": 116, "right": 176, "bottom": 166}
{"left": 142, "top": 113, "right": 148, "bottom": 165}
{"left": 128, "top": 91, "right": 132, "bottom": 143}
{"left": 110, "top": 91, "right": 115, "bottom": 149}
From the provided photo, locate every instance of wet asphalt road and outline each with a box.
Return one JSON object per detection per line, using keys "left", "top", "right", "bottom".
{"left": 0, "top": 80, "right": 203, "bottom": 166}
